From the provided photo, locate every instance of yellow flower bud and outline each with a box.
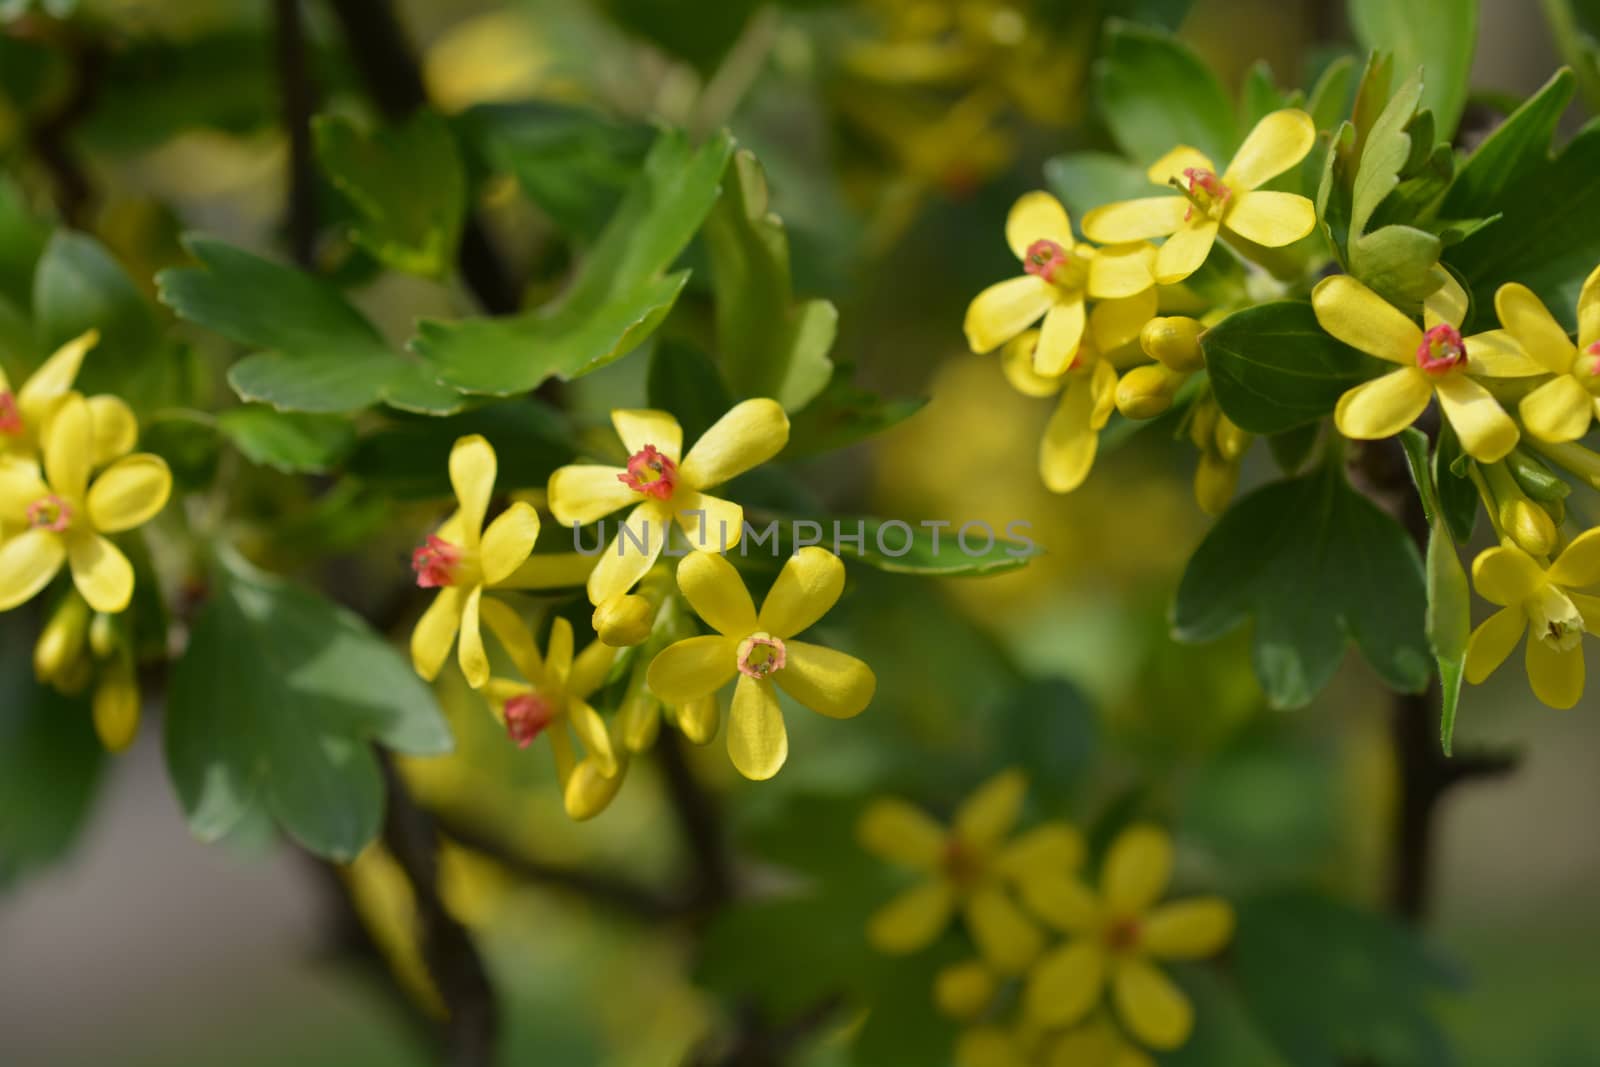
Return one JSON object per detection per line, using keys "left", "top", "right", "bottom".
{"left": 1195, "top": 451, "right": 1240, "bottom": 516}
{"left": 1501, "top": 498, "right": 1558, "bottom": 558}
{"left": 563, "top": 757, "right": 627, "bottom": 821}
{"left": 934, "top": 960, "right": 996, "bottom": 1021}
{"left": 89, "top": 611, "right": 120, "bottom": 660}
{"left": 593, "top": 593, "right": 654, "bottom": 647}
{"left": 1115, "top": 364, "right": 1188, "bottom": 419}
{"left": 34, "top": 594, "right": 90, "bottom": 685}
{"left": 1139, "top": 316, "right": 1206, "bottom": 373}
{"left": 1214, "top": 414, "right": 1251, "bottom": 462}
{"left": 1187, "top": 397, "right": 1219, "bottom": 451}
{"left": 618, "top": 672, "right": 662, "bottom": 754}
{"left": 1529, "top": 440, "right": 1600, "bottom": 490}
{"left": 673, "top": 693, "right": 720, "bottom": 745}
{"left": 94, "top": 657, "right": 141, "bottom": 753}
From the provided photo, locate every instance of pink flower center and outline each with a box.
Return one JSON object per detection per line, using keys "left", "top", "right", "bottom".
{"left": 736, "top": 632, "right": 787, "bottom": 679}
{"left": 1416, "top": 324, "right": 1467, "bottom": 375}
{"left": 1181, "top": 167, "right": 1231, "bottom": 221}
{"left": 504, "top": 693, "right": 556, "bottom": 748}
{"left": 411, "top": 534, "right": 462, "bottom": 588}
{"left": 27, "top": 494, "right": 72, "bottom": 533}
{"left": 941, "top": 837, "right": 981, "bottom": 887}
{"left": 1584, "top": 341, "right": 1600, "bottom": 377}
{"left": 1023, "top": 238, "right": 1070, "bottom": 284}
{"left": 1104, "top": 916, "right": 1143, "bottom": 953}
{"left": 617, "top": 444, "right": 678, "bottom": 500}
{"left": 0, "top": 391, "right": 21, "bottom": 436}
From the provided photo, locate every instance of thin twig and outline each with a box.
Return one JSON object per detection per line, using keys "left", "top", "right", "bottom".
{"left": 656, "top": 729, "right": 735, "bottom": 915}
{"left": 272, "top": 0, "right": 319, "bottom": 267}
{"left": 19, "top": 24, "right": 104, "bottom": 225}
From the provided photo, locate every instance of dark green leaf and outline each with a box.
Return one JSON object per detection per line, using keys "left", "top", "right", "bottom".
{"left": 1305, "top": 55, "right": 1357, "bottom": 134}
{"left": 781, "top": 366, "right": 926, "bottom": 460}
{"left": 140, "top": 411, "right": 223, "bottom": 490}
{"left": 1173, "top": 466, "right": 1431, "bottom": 708}
{"left": 988, "top": 679, "right": 1097, "bottom": 807}
{"left": 1242, "top": 61, "right": 1286, "bottom": 129}
{"left": 217, "top": 406, "right": 358, "bottom": 474}
{"left": 1267, "top": 423, "right": 1322, "bottom": 474}
{"left": 1180, "top": 740, "right": 1337, "bottom": 876}
{"left": 1426, "top": 518, "right": 1470, "bottom": 754}
{"left": 1043, "top": 151, "right": 1156, "bottom": 219}
{"left": 1105, "top": 0, "right": 1196, "bottom": 31}
{"left": 1398, "top": 426, "right": 1439, "bottom": 524}
{"left": 1504, "top": 446, "right": 1571, "bottom": 503}
{"left": 347, "top": 400, "right": 575, "bottom": 498}
{"left": 749, "top": 515, "right": 1039, "bottom": 577}
{"left": 646, "top": 339, "right": 733, "bottom": 444}
{"left": 1350, "top": 0, "right": 1478, "bottom": 138}
{"left": 33, "top": 230, "right": 161, "bottom": 384}
{"left": 0, "top": 175, "right": 47, "bottom": 310}
{"left": 1434, "top": 423, "right": 1478, "bottom": 542}
{"left": 1095, "top": 20, "right": 1238, "bottom": 167}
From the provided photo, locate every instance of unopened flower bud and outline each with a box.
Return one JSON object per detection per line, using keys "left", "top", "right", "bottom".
{"left": 1140, "top": 316, "right": 1206, "bottom": 373}
{"left": 89, "top": 611, "right": 119, "bottom": 660}
{"left": 618, "top": 662, "right": 662, "bottom": 753}
{"left": 94, "top": 656, "right": 141, "bottom": 753}
{"left": 1116, "top": 364, "right": 1188, "bottom": 419}
{"left": 934, "top": 961, "right": 996, "bottom": 1021}
{"left": 34, "top": 594, "right": 90, "bottom": 685}
{"left": 563, "top": 757, "right": 627, "bottom": 822}
{"left": 1502, "top": 498, "right": 1558, "bottom": 558}
{"left": 593, "top": 593, "right": 654, "bottom": 647}
{"left": 1214, "top": 415, "right": 1251, "bottom": 462}
{"left": 1187, "top": 398, "right": 1219, "bottom": 451}
{"left": 1529, "top": 440, "right": 1600, "bottom": 490}
{"left": 1195, "top": 451, "right": 1240, "bottom": 516}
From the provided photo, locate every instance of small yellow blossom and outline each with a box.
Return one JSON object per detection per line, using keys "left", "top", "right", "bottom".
{"left": 1464, "top": 530, "right": 1600, "bottom": 709}
{"left": 1020, "top": 824, "right": 1233, "bottom": 1052}
{"left": 1312, "top": 273, "right": 1528, "bottom": 462}
{"left": 0, "top": 330, "right": 137, "bottom": 467}
{"left": 1081, "top": 110, "right": 1318, "bottom": 283}
{"left": 965, "top": 191, "right": 1157, "bottom": 375}
{"left": 1488, "top": 268, "right": 1600, "bottom": 443}
{"left": 548, "top": 402, "right": 790, "bottom": 607}
{"left": 999, "top": 329, "right": 1119, "bottom": 493}
{"left": 858, "top": 770, "right": 1081, "bottom": 974}
{"left": 0, "top": 394, "right": 171, "bottom": 614}
{"left": 646, "top": 548, "right": 874, "bottom": 780}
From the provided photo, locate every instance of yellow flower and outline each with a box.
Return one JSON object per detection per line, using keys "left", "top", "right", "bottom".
{"left": 1000, "top": 329, "right": 1119, "bottom": 493}
{"left": 476, "top": 599, "right": 624, "bottom": 820}
{"left": 1048, "top": 1017, "right": 1157, "bottom": 1067}
{"left": 646, "top": 548, "right": 874, "bottom": 780}
{"left": 0, "top": 330, "right": 137, "bottom": 467}
{"left": 858, "top": 770, "right": 1081, "bottom": 974}
{"left": 548, "top": 402, "right": 790, "bottom": 607}
{"left": 1312, "top": 273, "right": 1527, "bottom": 462}
{"left": 1464, "top": 531, "right": 1600, "bottom": 709}
{"left": 1021, "top": 824, "right": 1233, "bottom": 1052}
{"left": 408, "top": 434, "right": 551, "bottom": 690}
{"left": 1081, "top": 110, "right": 1317, "bottom": 284}
{"left": 0, "top": 394, "right": 171, "bottom": 614}
{"left": 965, "top": 191, "right": 1157, "bottom": 376}
{"left": 1489, "top": 269, "right": 1600, "bottom": 443}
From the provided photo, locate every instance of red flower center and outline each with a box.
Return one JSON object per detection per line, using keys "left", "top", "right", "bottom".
{"left": 736, "top": 633, "right": 787, "bottom": 679}
{"left": 27, "top": 494, "right": 72, "bottom": 533}
{"left": 1416, "top": 324, "right": 1466, "bottom": 375}
{"left": 504, "top": 693, "right": 557, "bottom": 748}
{"left": 617, "top": 444, "right": 678, "bottom": 500}
{"left": 1584, "top": 341, "right": 1600, "bottom": 378}
{"left": 411, "top": 534, "right": 462, "bottom": 588}
{"left": 1104, "top": 916, "right": 1143, "bottom": 953}
{"left": 0, "top": 391, "right": 21, "bottom": 436}
{"left": 1023, "top": 238, "right": 1070, "bottom": 284}
{"left": 1181, "top": 167, "right": 1231, "bottom": 221}
{"left": 941, "top": 837, "right": 981, "bottom": 887}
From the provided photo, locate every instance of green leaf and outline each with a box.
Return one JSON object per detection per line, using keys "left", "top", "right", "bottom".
{"left": 159, "top": 237, "right": 463, "bottom": 415}
{"left": 750, "top": 515, "right": 1039, "bottom": 577}
{"left": 1349, "top": 224, "right": 1444, "bottom": 311}
{"left": 0, "top": 175, "right": 48, "bottom": 309}
{"left": 1306, "top": 55, "right": 1357, "bottom": 134}
{"left": 781, "top": 366, "right": 926, "bottom": 460}
{"left": 1398, "top": 426, "right": 1439, "bottom": 524}
{"left": 33, "top": 230, "right": 162, "bottom": 387}
{"left": 1173, "top": 466, "right": 1432, "bottom": 708}
{"left": 1350, "top": 70, "right": 1426, "bottom": 242}
{"left": 1504, "top": 446, "right": 1571, "bottom": 503}
{"left": 989, "top": 679, "right": 1098, "bottom": 807}
{"left": 1095, "top": 20, "right": 1238, "bottom": 167}
{"left": 140, "top": 411, "right": 223, "bottom": 490}
{"left": 216, "top": 406, "right": 357, "bottom": 474}
{"left": 1242, "top": 61, "right": 1286, "bottom": 129}
{"left": 346, "top": 400, "right": 575, "bottom": 499}
{"left": 704, "top": 148, "right": 836, "bottom": 411}
{"left": 1043, "top": 151, "right": 1156, "bottom": 219}
{"left": 1267, "top": 423, "right": 1322, "bottom": 474}
{"left": 1350, "top": 0, "right": 1478, "bottom": 138}
{"left": 1105, "top": 0, "right": 1196, "bottom": 31}
{"left": 1164, "top": 967, "right": 1292, "bottom": 1067}
{"left": 1427, "top": 520, "right": 1470, "bottom": 755}
{"left": 646, "top": 338, "right": 733, "bottom": 444}
{"left": 413, "top": 130, "right": 734, "bottom": 395}
{"left": 1202, "top": 301, "right": 1390, "bottom": 435}
{"left": 1435, "top": 422, "right": 1479, "bottom": 542}
{"left": 165, "top": 550, "right": 453, "bottom": 860}
{"left": 314, "top": 111, "right": 466, "bottom": 278}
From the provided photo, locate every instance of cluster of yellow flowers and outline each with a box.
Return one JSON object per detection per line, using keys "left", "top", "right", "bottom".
{"left": 407, "top": 400, "right": 876, "bottom": 818}
{"left": 859, "top": 771, "right": 1233, "bottom": 1066}
{"left": 0, "top": 331, "right": 173, "bottom": 750}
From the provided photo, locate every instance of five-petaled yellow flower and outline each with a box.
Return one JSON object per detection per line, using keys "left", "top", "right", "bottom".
{"left": 1000, "top": 329, "right": 1120, "bottom": 493}
{"left": 646, "top": 548, "right": 874, "bottom": 780}
{"left": 965, "top": 191, "right": 1156, "bottom": 376}
{"left": 1312, "top": 273, "right": 1527, "bottom": 462}
{"left": 0, "top": 394, "right": 170, "bottom": 614}
{"left": 1082, "top": 110, "right": 1318, "bottom": 284}
{"left": 0, "top": 330, "right": 137, "bottom": 468}
{"left": 1021, "top": 824, "right": 1233, "bottom": 1053}
{"left": 859, "top": 770, "right": 1082, "bottom": 974}
{"left": 477, "top": 599, "right": 624, "bottom": 820}
{"left": 1487, "top": 269, "right": 1600, "bottom": 443}
{"left": 548, "top": 401, "right": 790, "bottom": 607}
{"left": 1464, "top": 530, "right": 1600, "bottom": 709}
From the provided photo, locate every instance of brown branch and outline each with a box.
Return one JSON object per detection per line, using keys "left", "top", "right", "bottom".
{"left": 685, "top": 996, "right": 845, "bottom": 1067}
{"left": 20, "top": 25, "right": 105, "bottom": 226}
{"left": 271, "top": 0, "right": 319, "bottom": 267}
{"left": 656, "top": 728, "right": 735, "bottom": 916}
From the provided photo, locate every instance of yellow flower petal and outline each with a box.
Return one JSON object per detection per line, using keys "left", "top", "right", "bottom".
{"left": 774, "top": 640, "right": 875, "bottom": 719}
{"left": 544, "top": 615, "right": 575, "bottom": 688}
{"left": 567, "top": 697, "right": 618, "bottom": 777}
{"left": 1519, "top": 375, "right": 1596, "bottom": 444}
{"left": 586, "top": 502, "right": 668, "bottom": 604}
{"left": 85, "top": 454, "right": 170, "bottom": 533}
{"left": 1463, "top": 330, "right": 1546, "bottom": 378}
{"left": 0, "top": 457, "right": 49, "bottom": 518}
{"left": 1102, "top": 824, "right": 1172, "bottom": 915}
{"left": 1312, "top": 275, "right": 1423, "bottom": 362}
{"left": 1224, "top": 190, "right": 1316, "bottom": 247}
{"left": 68, "top": 532, "right": 134, "bottom": 614}
{"left": 966, "top": 886, "right": 1044, "bottom": 974}
{"left": 1334, "top": 367, "right": 1433, "bottom": 440}
{"left": 411, "top": 586, "right": 463, "bottom": 682}
{"left": 448, "top": 434, "right": 496, "bottom": 547}
{"left": 547, "top": 464, "right": 636, "bottom": 526}
{"left": 564, "top": 755, "right": 627, "bottom": 821}
{"left": 1140, "top": 897, "right": 1235, "bottom": 958}
{"left": 16, "top": 329, "right": 96, "bottom": 425}
{"left": 1039, "top": 375, "right": 1099, "bottom": 494}
{"left": 1034, "top": 296, "right": 1087, "bottom": 376}
{"left": 1090, "top": 357, "right": 1120, "bottom": 428}
{"left": 857, "top": 798, "right": 947, "bottom": 870}
{"left": 728, "top": 675, "right": 786, "bottom": 779}
{"left": 1006, "top": 191, "right": 1073, "bottom": 260}
{"left": 1146, "top": 146, "right": 1215, "bottom": 186}
{"left": 935, "top": 959, "right": 997, "bottom": 1021}
{"left": 964, "top": 276, "right": 1058, "bottom": 354}
{"left": 1465, "top": 606, "right": 1524, "bottom": 684}
{"left": 86, "top": 395, "right": 138, "bottom": 466}
{"left": 868, "top": 880, "right": 956, "bottom": 953}
{"left": 1000, "top": 331, "right": 1065, "bottom": 398}
{"left": 0, "top": 528, "right": 66, "bottom": 610}
{"left": 758, "top": 546, "right": 845, "bottom": 637}
{"left": 1570, "top": 592, "right": 1600, "bottom": 633}
{"left": 1050, "top": 1019, "right": 1153, "bottom": 1067}
{"left": 1018, "top": 872, "right": 1100, "bottom": 933}
{"left": 1471, "top": 545, "right": 1545, "bottom": 606}
{"left": 673, "top": 693, "right": 720, "bottom": 744}
{"left": 477, "top": 502, "right": 541, "bottom": 585}
{"left": 673, "top": 489, "right": 743, "bottom": 553}
{"left": 678, "top": 398, "right": 790, "bottom": 490}
{"left": 1153, "top": 220, "right": 1218, "bottom": 284}
{"left": 44, "top": 392, "right": 92, "bottom": 502}
{"left": 1222, "top": 109, "right": 1316, "bottom": 190}
{"left": 1526, "top": 630, "right": 1584, "bottom": 709}
{"left": 997, "top": 822, "right": 1085, "bottom": 880}
{"left": 1024, "top": 939, "right": 1106, "bottom": 1028}
{"left": 1495, "top": 283, "right": 1575, "bottom": 374}
{"left": 646, "top": 634, "right": 740, "bottom": 704}
{"left": 1434, "top": 374, "right": 1519, "bottom": 462}
{"left": 1112, "top": 957, "right": 1193, "bottom": 1050}
{"left": 956, "top": 1027, "right": 1024, "bottom": 1067}
{"left": 477, "top": 596, "right": 543, "bottom": 682}
{"left": 954, "top": 768, "right": 1028, "bottom": 849}
{"left": 1424, "top": 270, "right": 1469, "bottom": 331}
{"left": 611, "top": 408, "right": 682, "bottom": 462}
{"left": 1087, "top": 243, "right": 1155, "bottom": 300}
{"left": 457, "top": 585, "right": 489, "bottom": 689}
{"left": 1082, "top": 197, "right": 1187, "bottom": 244}
{"left": 676, "top": 550, "right": 758, "bottom": 635}
{"left": 497, "top": 552, "right": 596, "bottom": 591}
{"left": 1578, "top": 262, "right": 1600, "bottom": 347}
{"left": 1089, "top": 288, "right": 1158, "bottom": 354}
{"left": 1548, "top": 528, "right": 1600, "bottom": 588}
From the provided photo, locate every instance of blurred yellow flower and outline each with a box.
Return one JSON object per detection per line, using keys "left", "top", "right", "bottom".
{"left": 1081, "top": 109, "right": 1317, "bottom": 283}
{"left": 999, "top": 329, "right": 1119, "bottom": 493}
{"left": 646, "top": 548, "right": 874, "bottom": 780}
{"left": 0, "top": 330, "right": 136, "bottom": 467}
{"left": 1487, "top": 270, "right": 1600, "bottom": 443}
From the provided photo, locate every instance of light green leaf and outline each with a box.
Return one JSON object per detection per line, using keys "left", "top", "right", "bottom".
{"left": 164, "top": 550, "right": 453, "bottom": 860}
{"left": 1427, "top": 520, "right": 1470, "bottom": 755}
{"left": 1350, "top": 70, "right": 1425, "bottom": 241}
{"left": 781, "top": 365, "right": 926, "bottom": 460}
{"left": 158, "top": 236, "right": 463, "bottom": 415}
{"left": 1043, "top": 151, "right": 1156, "bottom": 219}
{"left": 1350, "top": 0, "right": 1478, "bottom": 138}
{"left": 33, "top": 230, "right": 165, "bottom": 394}
{"left": 1095, "top": 20, "right": 1238, "bottom": 167}
{"left": 647, "top": 339, "right": 733, "bottom": 444}
{"left": 346, "top": 400, "right": 574, "bottom": 499}
{"left": 216, "top": 406, "right": 357, "bottom": 474}
{"left": 1434, "top": 423, "right": 1478, "bottom": 542}
{"left": 1349, "top": 223, "right": 1444, "bottom": 311}
{"left": 0, "top": 175, "right": 48, "bottom": 310}
{"left": 1443, "top": 71, "right": 1574, "bottom": 214}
